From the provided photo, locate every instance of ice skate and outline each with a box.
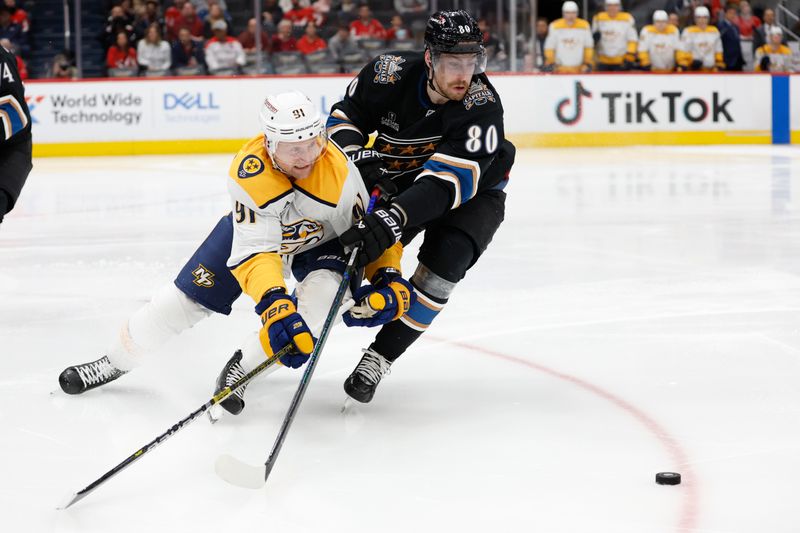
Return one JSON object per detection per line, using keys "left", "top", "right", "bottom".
{"left": 214, "top": 350, "right": 249, "bottom": 415}
{"left": 58, "top": 356, "right": 127, "bottom": 395}
{"left": 343, "top": 348, "right": 392, "bottom": 403}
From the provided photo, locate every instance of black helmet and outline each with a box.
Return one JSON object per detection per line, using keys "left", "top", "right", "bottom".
{"left": 424, "top": 10, "right": 484, "bottom": 55}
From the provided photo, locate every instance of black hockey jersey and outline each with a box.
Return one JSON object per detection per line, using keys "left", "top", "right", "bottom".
{"left": 327, "top": 51, "right": 506, "bottom": 210}
{"left": 0, "top": 44, "right": 31, "bottom": 146}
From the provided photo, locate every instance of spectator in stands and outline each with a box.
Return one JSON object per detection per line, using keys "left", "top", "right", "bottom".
{"left": 393, "top": 0, "right": 427, "bottom": 16}
{"left": 0, "top": 38, "right": 25, "bottom": 78}
{"left": 755, "top": 26, "right": 793, "bottom": 72}
{"left": 198, "top": 0, "right": 231, "bottom": 23}
{"left": 272, "top": 19, "right": 298, "bottom": 51}
{"left": 102, "top": 5, "right": 137, "bottom": 49}
{"left": 203, "top": 3, "right": 233, "bottom": 38}
{"left": 668, "top": 12, "right": 681, "bottom": 30}
{"left": 311, "top": 0, "right": 331, "bottom": 27}
{"left": 338, "top": 0, "right": 358, "bottom": 24}
{"left": 204, "top": 19, "right": 245, "bottom": 73}
{"left": 386, "top": 14, "right": 412, "bottom": 42}
{"left": 0, "top": 4, "right": 25, "bottom": 55}
{"left": 165, "top": 0, "right": 186, "bottom": 39}
{"left": 137, "top": 22, "right": 172, "bottom": 72}
{"left": 638, "top": 10, "right": 680, "bottom": 72}
{"left": 350, "top": 4, "right": 385, "bottom": 40}
{"left": 4, "top": 0, "right": 28, "bottom": 42}
{"left": 107, "top": 30, "right": 138, "bottom": 70}
{"left": 175, "top": 2, "right": 205, "bottom": 41}
{"left": 262, "top": 0, "right": 284, "bottom": 33}
{"left": 328, "top": 23, "right": 359, "bottom": 61}
{"left": 119, "top": 0, "right": 137, "bottom": 25}
{"left": 172, "top": 26, "right": 205, "bottom": 69}
{"left": 135, "top": 1, "right": 165, "bottom": 42}
{"left": 532, "top": 17, "right": 548, "bottom": 69}
{"left": 478, "top": 18, "right": 505, "bottom": 60}
{"left": 753, "top": 8, "right": 777, "bottom": 50}
{"left": 238, "top": 17, "right": 271, "bottom": 52}
{"left": 544, "top": 1, "right": 593, "bottom": 73}
{"left": 679, "top": 5, "right": 724, "bottom": 71}
{"left": 284, "top": 0, "right": 315, "bottom": 29}
{"left": 592, "top": 0, "right": 637, "bottom": 71}
{"left": 49, "top": 50, "right": 77, "bottom": 79}
{"left": 735, "top": 1, "right": 760, "bottom": 42}
{"left": 297, "top": 21, "right": 327, "bottom": 54}
{"left": 718, "top": 5, "right": 744, "bottom": 70}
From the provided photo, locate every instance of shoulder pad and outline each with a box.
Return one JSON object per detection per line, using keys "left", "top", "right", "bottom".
{"left": 228, "top": 135, "right": 292, "bottom": 209}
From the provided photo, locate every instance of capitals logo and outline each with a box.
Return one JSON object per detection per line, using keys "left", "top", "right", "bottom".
{"left": 192, "top": 264, "right": 215, "bottom": 287}
{"left": 24, "top": 95, "right": 45, "bottom": 124}
{"left": 238, "top": 155, "right": 264, "bottom": 178}
{"left": 373, "top": 55, "right": 405, "bottom": 85}
{"left": 281, "top": 218, "right": 324, "bottom": 254}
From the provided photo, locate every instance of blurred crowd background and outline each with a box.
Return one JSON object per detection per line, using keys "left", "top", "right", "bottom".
{"left": 0, "top": 0, "right": 797, "bottom": 80}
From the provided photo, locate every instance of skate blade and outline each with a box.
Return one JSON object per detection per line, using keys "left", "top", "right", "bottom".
{"left": 214, "top": 454, "right": 265, "bottom": 489}
{"left": 207, "top": 404, "right": 224, "bottom": 424}
{"left": 341, "top": 396, "right": 354, "bottom": 413}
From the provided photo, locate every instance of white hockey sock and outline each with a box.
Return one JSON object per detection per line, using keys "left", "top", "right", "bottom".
{"left": 107, "top": 284, "right": 213, "bottom": 371}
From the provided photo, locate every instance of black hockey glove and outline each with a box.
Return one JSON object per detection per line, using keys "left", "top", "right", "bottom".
{"left": 759, "top": 56, "right": 770, "bottom": 71}
{"left": 690, "top": 59, "right": 703, "bottom": 71}
{"left": 339, "top": 207, "right": 404, "bottom": 268}
{"left": 349, "top": 149, "right": 389, "bottom": 190}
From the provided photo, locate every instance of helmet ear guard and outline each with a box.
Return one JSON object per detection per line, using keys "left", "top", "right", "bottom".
{"left": 259, "top": 91, "right": 327, "bottom": 171}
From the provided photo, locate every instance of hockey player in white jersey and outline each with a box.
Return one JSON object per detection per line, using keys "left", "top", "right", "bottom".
{"left": 543, "top": 1, "right": 594, "bottom": 73}
{"left": 679, "top": 6, "right": 724, "bottom": 72}
{"left": 638, "top": 10, "right": 681, "bottom": 72}
{"left": 58, "top": 92, "right": 414, "bottom": 416}
{"left": 755, "top": 27, "right": 794, "bottom": 73}
{"left": 591, "top": 0, "right": 637, "bottom": 71}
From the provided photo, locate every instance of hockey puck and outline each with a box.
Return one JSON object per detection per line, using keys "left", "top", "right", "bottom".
{"left": 655, "top": 472, "right": 681, "bottom": 485}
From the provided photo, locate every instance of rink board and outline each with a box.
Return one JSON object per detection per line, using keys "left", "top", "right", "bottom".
{"left": 24, "top": 73, "right": 788, "bottom": 156}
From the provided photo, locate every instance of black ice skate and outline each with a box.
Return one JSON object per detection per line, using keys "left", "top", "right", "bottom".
{"left": 214, "top": 350, "right": 249, "bottom": 415}
{"left": 59, "top": 356, "right": 127, "bottom": 395}
{"left": 344, "top": 348, "right": 392, "bottom": 403}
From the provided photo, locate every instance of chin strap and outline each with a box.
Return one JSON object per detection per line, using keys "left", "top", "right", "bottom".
{"left": 426, "top": 59, "right": 452, "bottom": 102}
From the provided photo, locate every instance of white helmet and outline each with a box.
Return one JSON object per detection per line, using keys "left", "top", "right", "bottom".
{"left": 562, "top": 1, "right": 579, "bottom": 14}
{"left": 259, "top": 91, "right": 327, "bottom": 170}
{"left": 653, "top": 10, "right": 668, "bottom": 23}
{"left": 694, "top": 6, "right": 710, "bottom": 19}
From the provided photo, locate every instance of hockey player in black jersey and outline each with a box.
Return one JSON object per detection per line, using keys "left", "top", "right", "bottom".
{"left": 331, "top": 10, "right": 515, "bottom": 402}
{"left": 0, "top": 43, "right": 32, "bottom": 224}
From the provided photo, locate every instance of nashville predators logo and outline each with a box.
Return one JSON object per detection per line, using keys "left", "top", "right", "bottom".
{"left": 238, "top": 155, "right": 264, "bottom": 178}
{"left": 192, "top": 264, "right": 215, "bottom": 287}
{"left": 280, "top": 218, "right": 324, "bottom": 254}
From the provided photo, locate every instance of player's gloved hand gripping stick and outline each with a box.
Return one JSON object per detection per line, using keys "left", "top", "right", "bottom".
{"left": 214, "top": 188, "right": 382, "bottom": 489}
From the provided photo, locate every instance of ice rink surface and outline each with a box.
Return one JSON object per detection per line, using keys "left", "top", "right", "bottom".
{"left": 3, "top": 145, "right": 800, "bottom": 532}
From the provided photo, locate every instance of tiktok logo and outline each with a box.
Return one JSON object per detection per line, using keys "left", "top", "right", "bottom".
{"left": 556, "top": 81, "right": 592, "bottom": 126}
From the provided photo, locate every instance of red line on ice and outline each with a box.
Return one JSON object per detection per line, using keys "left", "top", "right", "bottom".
{"left": 428, "top": 335, "right": 699, "bottom": 532}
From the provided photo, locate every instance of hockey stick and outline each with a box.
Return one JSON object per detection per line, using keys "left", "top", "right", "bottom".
{"left": 215, "top": 191, "right": 379, "bottom": 489}
{"left": 57, "top": 343, "right": 293, "bottom": 510}
{"left": 214, "top": 247, "right": 360, "bottom": 489}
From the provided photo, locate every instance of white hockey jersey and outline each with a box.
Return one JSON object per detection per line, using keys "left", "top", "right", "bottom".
{"left": 592, "top": 11, "right": 637, "bottom": 65}
{"left": 226, "top": 135, "right": 368, "bottom": 302}
{"left": 754, "top": 44, "right": 794, "bottom": 72}
{"left": 638, "top": 24, "right": 681, "bottom": 72}
{"left": 680, "top": 25, "right": 723, "bottom": 70}
{"left": 544, "top": 17, "right": 594, "bottom": 72}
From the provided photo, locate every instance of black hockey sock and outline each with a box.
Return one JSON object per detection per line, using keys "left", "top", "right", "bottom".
{"left": 371, "top": 285, "right": 449, "bottom": 362}
{"left": 371, "top": 320, "right": 424, "bottom": 362}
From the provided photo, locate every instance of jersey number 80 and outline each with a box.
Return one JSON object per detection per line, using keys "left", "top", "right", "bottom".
{"left": 465, "top": 124, "right": 498, "bottom": 154}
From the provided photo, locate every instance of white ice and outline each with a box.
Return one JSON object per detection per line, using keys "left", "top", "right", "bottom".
{"left": 3, "top": 145, "right": 800, "bottom": 532}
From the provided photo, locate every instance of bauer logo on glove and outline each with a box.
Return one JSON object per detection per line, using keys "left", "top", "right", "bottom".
{"left": 344, "top": 270, "right": 416, "bottom": 328}
{"left": 256, "top": 289, "right": 315, "bottom": 368}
